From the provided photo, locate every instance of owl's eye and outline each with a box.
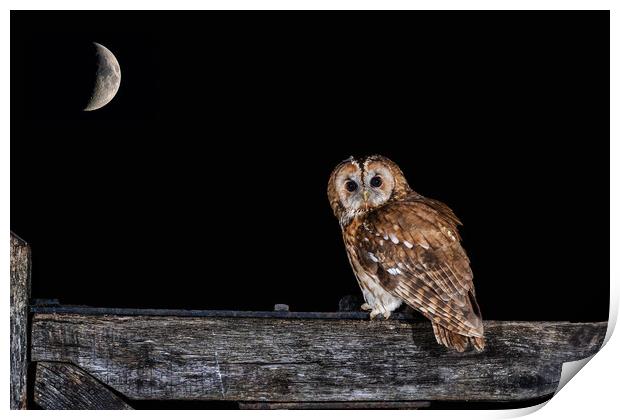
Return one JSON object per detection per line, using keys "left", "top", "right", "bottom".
{"left": 345, "top": 180, "right": 358, "bottom": 192}
{"left": 370, "top": 176, "right": 383, "bottom": 188}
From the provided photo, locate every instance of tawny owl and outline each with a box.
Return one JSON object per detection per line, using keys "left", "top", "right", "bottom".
{"left": 327, "top": 155, "right": 485, "bottom": 352}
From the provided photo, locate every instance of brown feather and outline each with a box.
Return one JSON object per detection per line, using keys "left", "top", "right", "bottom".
{"left": 356, "top": 194, "right": 485, "bottom": 349}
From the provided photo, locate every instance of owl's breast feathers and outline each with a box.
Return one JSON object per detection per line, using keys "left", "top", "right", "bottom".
{"left": 343, "top": 193, "right": 485, "bottom": 351}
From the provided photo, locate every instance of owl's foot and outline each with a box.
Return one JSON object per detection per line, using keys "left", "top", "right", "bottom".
{"left": 369, "top": 308, "right": 393, "bottom": 320}
{"left": 366, "top": 307, "right": 393, "bottom": 320}
{"left": 362, "top": 303, "right": 392, "bottom": 320}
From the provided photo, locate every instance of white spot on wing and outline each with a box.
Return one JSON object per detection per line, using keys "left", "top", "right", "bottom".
{"left": 389, "top": 233, "right": 399, "bottom": 244}
{"left": 368, "top": 252, "right": 379, "bottom": 263}
{"left": 403, "top": 240, "right": 413, "bottom": 249}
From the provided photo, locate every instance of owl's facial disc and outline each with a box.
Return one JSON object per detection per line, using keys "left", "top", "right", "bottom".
{"left": 333, "top": 162, "right": 365, "bottom": 214}
{"left": 362, "top": 159, "right": 395, "bottom": 208}
{"left": 328, "top": 155, "right": 406, "bottom": 224}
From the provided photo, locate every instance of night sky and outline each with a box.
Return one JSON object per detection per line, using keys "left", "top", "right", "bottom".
{"left": 11, "top": 11, "right": 609, "bottom": 321}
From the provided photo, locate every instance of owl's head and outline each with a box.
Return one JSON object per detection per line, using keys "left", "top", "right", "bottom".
{"left": 327, "top": 155, "right": 412, "bottom": 224}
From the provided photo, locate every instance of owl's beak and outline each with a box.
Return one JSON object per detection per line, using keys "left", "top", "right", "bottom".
{"left": 363, "top": 190, "right": 370, "bottom": 202}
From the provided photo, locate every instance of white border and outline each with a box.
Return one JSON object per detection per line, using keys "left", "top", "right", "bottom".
{"left": 3, "top": 3, "right": 616, "bottom": 420}
{"left": 0, "top": 1, "right": 616, "bottom": 11}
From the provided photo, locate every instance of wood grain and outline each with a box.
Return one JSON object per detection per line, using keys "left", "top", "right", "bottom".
{"left": 10, "top": 232, "right": 31, "bottom": 409}
{"left": 34, "top": 362, "right": 133, "bottom": 410}
{"left": 239, "top": 401, "right": 431, "bottom": 409}
{"left": 30, "top": 311, "right": 606, "bottom": 403}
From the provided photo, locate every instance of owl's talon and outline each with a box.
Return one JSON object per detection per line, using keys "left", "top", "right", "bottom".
{"left": 369, "top": 309, "right": 381, "bottom": 320}
{"left": 367, "top": 308, "right": 392, "bottom": 320}
{"left": 361, "top": 303, "right": 372, "bottom": 311}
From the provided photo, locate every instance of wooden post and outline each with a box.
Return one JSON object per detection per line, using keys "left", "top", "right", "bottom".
{"left": 10, "top": 232, "right": 31, "bottom": 409}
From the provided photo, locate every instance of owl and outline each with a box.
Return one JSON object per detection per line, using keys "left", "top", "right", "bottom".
{"left": 327, "top": 155, "right": 485, "bottom": 352}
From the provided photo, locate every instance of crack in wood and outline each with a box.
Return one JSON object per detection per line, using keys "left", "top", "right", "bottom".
{"left": 214, "top": 351, "right": 225, "bottom": 397}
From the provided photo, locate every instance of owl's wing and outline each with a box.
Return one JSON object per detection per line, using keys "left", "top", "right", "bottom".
{"left": 355, "top": 197, "right": 483, "bottom": 339}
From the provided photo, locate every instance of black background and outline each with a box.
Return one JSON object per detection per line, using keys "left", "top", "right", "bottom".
{"left": 11, "top": 11, "right": 609, "bottom": 321}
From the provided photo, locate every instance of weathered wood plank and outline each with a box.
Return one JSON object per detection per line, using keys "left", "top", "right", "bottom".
{"left": 239, "top": 401, "right": 431, "bottom": 409}
{"left": 34, "top": 362, "right": 133, "bottom": 410}
{"left": 30, "top": 311, "right": 606, "bottom": 403}
{"left": 10, "top": 232, "right": 31, "bottom": 410}
{"left": 30, "top": 305, "right": 418, "bottom": 320}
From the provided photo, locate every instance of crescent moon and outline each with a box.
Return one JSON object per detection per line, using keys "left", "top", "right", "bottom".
{"left": 84, "top": 42, "right": 121, "bottom": 111}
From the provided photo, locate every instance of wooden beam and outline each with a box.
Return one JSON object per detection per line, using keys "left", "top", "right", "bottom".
{"left": 30, "top": 304, "right": 418, "bottom": 320}
{"left": 34, "top": 362, "right": 133, "bottom": 410}
{"left": 10, "top": 232, "right": 31, "bottom": 410}
{"left": 239, "top": 401, "right": 431, "bottom": 409}
{"left": 30, "top": 310, "right": 606, "bottom": 403}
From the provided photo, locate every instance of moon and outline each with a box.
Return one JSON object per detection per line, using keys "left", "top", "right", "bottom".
{"left": 84, "top": 43, "right": 121, "bottom": 111}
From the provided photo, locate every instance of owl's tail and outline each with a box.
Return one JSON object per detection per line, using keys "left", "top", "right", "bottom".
{"left": 432, "top": 323, "right": 485, "bottom": 352}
